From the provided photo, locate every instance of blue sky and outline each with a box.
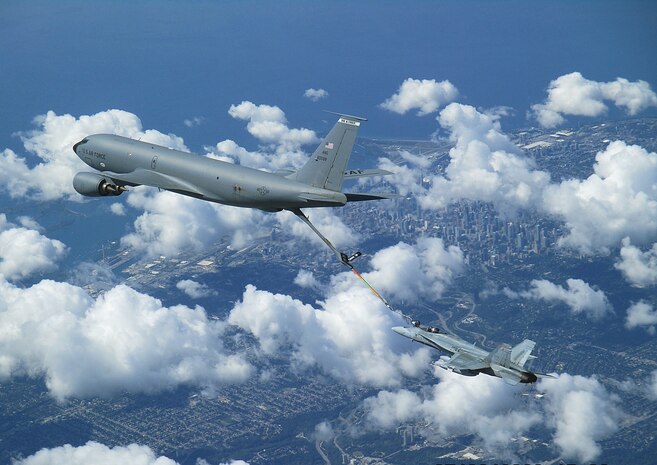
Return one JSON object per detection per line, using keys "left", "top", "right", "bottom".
{"left": 1, "top": 0, "right": 656, "bottom": 151}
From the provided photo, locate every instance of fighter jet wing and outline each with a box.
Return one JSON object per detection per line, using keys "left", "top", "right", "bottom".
{"left": 442, "top": 352, "right": 489, "bottom": 371}
{"left": 108, "top": 169, "right": 211, "bottom": 198}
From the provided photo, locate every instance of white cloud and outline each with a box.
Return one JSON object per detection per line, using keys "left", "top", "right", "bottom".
{"left": 539, "top": 374, "right": 622, "bottom": 462}
{"left": 110, "top": 202, "right": 127, "bottom": 216}
{"left": 121, "top": 189, "right": 272, "bottom": 257}
{"left": 542, "top": 141, "right": 657, "bottom": 253}
{"left": 304, "top": 88, "right": 329, "bottom": 101}
{"left": 380, "top": 78, "right": 459, "bottom": 116}
{"left": 375, "top": 103, "right": 657, "bottom": 255}
{"left": 228, "top": 238, "right": 461, "bottom": 387}
{"left": 615, "top": 237, "right": 657, "bottom": 287}
{"left": 313, "top": 420, "right": 334, "bottom": 441}
{"left": 12, "top": 441, "right": 179, "bottom": 465}
{"left": 294, "top": 269, "right": 322, "bottom": 290}
{"left": 0, "top": 277, "right": 252, "bottom": 401}
{"left": 531, "top": 72, "right": 657, "bottom": 128}
{"left": 0, "top": 214, "right": 67, "bottom": 280}
{"left": 363, "top": 371, "right": 621, "bottom": 461}
{"left": 228, "top": 283, "right": 420, "bottom": 387}
{"left": 177, "top": 279, "right": 217, "bottom": 299}
{"left": 625, "top": 301, "right": 657, "bottom": 334}
{"left": 228, "top": 101, "right": 318, "bottom": 153}
{"left": 0, "top": 109, "right": 187, "bottom": 200}
{"left": 356, "top": 237, "right": 464, "bottom": 304}
{"left": 363, "top": 388, "right": 422, "bottom": 429}
{"left": 397, "top": 149, "right": 432, "bottom": 169}
{"left": 275, "top": 208, "right": 359, "bottom": 251}
{"left": 14, "top": 442, "right": 252, "bottom": 465}
{"left": 509, "top": 278, "right": 612, "bottom": 320}
{"left": 183, "top": 116, "right": 204, "bottom": 127}
{"left": 363, "top": 369, "right": 540, "bottom": 454}
{"left": 207, "top": 138, "right": 307, "bottom": 171}
{"left": 376, "top": 157, "right": 428, "bottom": 198}
{"left": 417, "top": 103, "right": 551, "bottom": 215}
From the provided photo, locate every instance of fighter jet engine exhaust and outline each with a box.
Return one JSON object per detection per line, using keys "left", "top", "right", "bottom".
{"left": 73, "top": 172, "right": 126, "bottom": 197}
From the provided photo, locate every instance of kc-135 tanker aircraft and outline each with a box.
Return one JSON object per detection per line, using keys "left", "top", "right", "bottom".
{"left": 72, "top": 113, "right": 394, "bottom": 264}
{"left": 393, "top": 322, "right": 554, "bottom": 384}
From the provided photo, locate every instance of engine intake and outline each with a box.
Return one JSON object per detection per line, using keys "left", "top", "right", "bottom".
{"left": 73, "top": 172, "right": 126, "bottom": 197}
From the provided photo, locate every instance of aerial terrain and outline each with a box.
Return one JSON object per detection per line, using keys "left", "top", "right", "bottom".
{"left": 1, "top": 2, "right": 657, "bottom": 464}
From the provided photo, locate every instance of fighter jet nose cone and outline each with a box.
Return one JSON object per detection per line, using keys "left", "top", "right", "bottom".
{"left": 392, "top": 326, "right": 410, "bottom": 337}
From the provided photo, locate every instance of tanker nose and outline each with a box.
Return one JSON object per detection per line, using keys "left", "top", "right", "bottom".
{"left": 72, "top": 137, "right": 88, "bottom": 156}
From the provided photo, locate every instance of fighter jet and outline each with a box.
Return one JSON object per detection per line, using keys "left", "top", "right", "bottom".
{"left": 72, "top": 114, "right": 393, "bottom": 263}
{"left": 392, "top": 322, "right": 552, "bottom": 385}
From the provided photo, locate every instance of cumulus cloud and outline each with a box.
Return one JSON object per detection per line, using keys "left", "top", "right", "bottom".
{"left": 228, "top": 101, "right": 318, "bottom": 153}
{"left": 355, "top": 237, "right": 464, "bottom": 304}
{"left": 615, "top": 238, "right": 657, "bottom": 287}
{"left": 293, "top": 269, "right": 322, "bottom": 290}
{"left": 363, "top": 369, "right": 540, "bottom": 454}
{"left": 376, "top": 157, "right": 428, "bottom": 197}
{"left": 313, "top": 420, "right": 335, "bottom": 441}
{"left": 376, "top": 103, "right": 657, "bottom": 255}
{"left": 304, "top": 88, "right": 329, "bottom": 101}
{"left": 275, "top": 208, "right": 359, "bottom": 251}
{"left": 228, "top": 238, "right": 462, "bottom": 386}
{"left": 0, "top": 109, "right": 186, "bottom": 200}
{"left": 503, "top": 278, "right": 611, "bottom": 320}
{"left": 0, "top": 277, "right": 252, "bottom": 401}
{"left": 121, "top": 189, "right": 272, "bottom": 257}
{"left": 12, "top": 441, "right": 179, "bottom": 465}
{"left": 625, "top": 301, "right": 657, "bottom": 334}
{"left": 539, "top": 374, "right": 622, "bottom": 462}
{"left": 416, "top": 103, "right": 551, "bottom": 214}
{"left": 543, "top": 141, "right": 657, "bottom": 253}
{"left": 0, "top": 214, "right": 67, "bottom": 280}
{"left": 228, "top": 283, "right": 422, "bottom": 387}
{"left": 13, "top": 442, "right": 252, "bottom": 465}
{"left": 207, "top": 138, "right": 307, "bottom": 171}
{"left": 110, "top": 202, "right": 127, "bottom": 216}
{"left": 177, "top": 279, "right": 217, "bottom": 299}
{"left": 380, "top": 78, "right": 459, "bottom": 116}
{"left": 362, "top": 371, "right": 621, "bottom": 461}
{"left": 531, "top": 72, "right": 657, "bottom": 128}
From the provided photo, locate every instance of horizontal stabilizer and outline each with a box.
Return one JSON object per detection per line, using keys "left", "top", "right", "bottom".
{"left": 297, "top": 192, "right": 346, "bottom": 204}
{"left": 343, "top": 168, "right": 393, "bottom": 179}
{"left": 345, "top": 193, "right": 400, "bottom": 202}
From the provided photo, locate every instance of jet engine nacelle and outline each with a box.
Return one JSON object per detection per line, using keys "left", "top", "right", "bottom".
{"left": 73, "top": 172, "right": 125, "bottom": 197}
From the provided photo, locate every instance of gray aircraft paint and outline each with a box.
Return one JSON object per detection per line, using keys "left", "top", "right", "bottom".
{"left": 392, "top": 324, "right": 550, "bottom": 385}
{"left": 72, "top": 115, "right": 394, "bottom": 211}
